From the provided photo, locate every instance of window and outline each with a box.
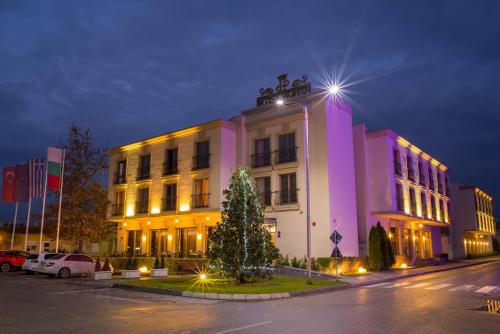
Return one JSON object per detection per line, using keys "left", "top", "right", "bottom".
{"left": 437, "top": 173, "right": 443, "bottom": 194}
{"left": 409, "top": 188, "right": 417, "bottom": 216}
{"left": 444, "top": 175, "right": 450, "bottom": 195}
{"left": 406, "top": 155, "right": 415, "bottom": 182}
{"left": 255, "top": 176, "right": 271, "bottom": 206}
{"left": 439, "top": 199, "right": 445, "bottom": 221}
{"left": 431, "top": 195, "right": 437, "bottom": 219}
{"left": 150, "top": 229, "right": 169, "bottom": 257}
{"left": 163, "top": 183, "right": 177, "bottom": 211}
{"left": 428, "top": 167, "right": 435, "bottom": 190}
{"left": 127, "top": 230, "right": 142, "bottom": 257}
{"left": 176, "top": 228, "right": 197, "bottom": 258}
{"left": 164, "top": 148, "right": 178, "bottom": 175}
{"left": 115, "top": 160, "right": 127, "bottom": 184}
{"left": 137, "top": 155, "right": 151, "bottom": 180}
{"left": 277, "top": 133, "right": 296, "bottom": 164}
{"left": 43, "top": 242, "right": 50, "bottom": 252}
{"left": 193, "top": 141, "right": 210, "bottom": 169}
{"left": 192, "top": 178, "right": 209, "bottom": 208}
{"left": 252, "top": 138, "right": 271, "bottom": 167}
{"left": 136, "top": 187, "right": 149, "bottom": 213}
{"left": 279, "top": 173, "right": 297, "bottom": 204}
{"left": 393, "top": 149, "right": 402, "bottom": 177}
{"left": 113, "top": 191, "right": 125, "bottom": 216}
{"left": 420, "top": 192, "right": 428, "bottom": 217}
{"left": 418, "top": 161, "right": 425, "bottom": 186}
{"left": 390, "top": 227, "right": 399, "bottom": 256}
{"left": 395, "top": 183, "right": 404, "bottom": 212}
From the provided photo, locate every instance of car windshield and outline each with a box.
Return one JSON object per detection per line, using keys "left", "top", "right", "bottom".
{"left": 44, "top": 253, "right": 60, "bottom": 259}
{"left": 27, "top": 254, "right": 39, "bottom": 259}
{"left": 50, "top": 254, "right": 65, "bottom": 260}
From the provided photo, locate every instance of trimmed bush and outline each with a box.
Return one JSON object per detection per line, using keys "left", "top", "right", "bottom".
{"left": 94, "top": 256, "right": 101, "bottom": 272}
{"left": 125, "top": 256, "right": 133, "bottom": 270}
{"left": 109, "top": 257, "right": 207, "bottom": 272}
{"left": 132, "top": 258, "right": 138, "bottom": 270}
{"left": 102, "top": 257, "right": 111, "bottom": 271}
{"left": 368, "top": 222, "right": 395, "bottom": 271}
{"left": 154, "top": 256, "right": 160, "bottom": 269}
{"left": 160, "top": 256, "right": 166, "bottom": 269}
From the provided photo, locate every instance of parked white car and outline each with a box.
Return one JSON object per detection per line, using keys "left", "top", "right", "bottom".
{"left": 38, "top": 254, "right": 112, "bottom": 278}
{"left": 22, "top": 253, "right": 61, "bottom": 274}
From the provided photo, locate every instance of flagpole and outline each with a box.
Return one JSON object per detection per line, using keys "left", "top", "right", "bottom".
{"left": 24, "top": 197, "right": 32, "bottom": 251}
{"left": 39, "top": 160, "right": 49, "bottom": 252}
{"left": 10, "top": 202, "right": 19, "bottom": 250}
{"left": 55, "top": 149, "right": 65, "bottom": 253}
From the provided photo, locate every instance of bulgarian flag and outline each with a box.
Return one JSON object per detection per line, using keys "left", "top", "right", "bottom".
{"left": 47, "top": 147, "right": 64, "bottom": 190}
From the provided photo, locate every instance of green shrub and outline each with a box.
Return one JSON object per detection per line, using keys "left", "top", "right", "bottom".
{"left": 316, "top": 257, "right": 367, "bottom": 275}
{"left": 291, "top": 257, "right": 299, "bottom": 268}
{"left": 94, "top": 256, "right": 101, "bottom": 272}
{"left": 132, "top": 258, "right": 138, "bottom": 270}
{"left": 154, "top": 256, "right": 160, "bottom": 269}
{"left": 102, "top": 257, "right": 111, "bottom": 271}
{"left": 125, "top": 256, "right": 133, "bottom": 270}
{"left": 368, "top": 222, "right": 395, "bottom": 271}
{"left": 160, "top": 256, "right": 166, "bottom": 269}
{"left": 109, "top": 257, "right": 207, "bottom": 272}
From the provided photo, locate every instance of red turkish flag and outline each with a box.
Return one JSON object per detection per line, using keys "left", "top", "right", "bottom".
{"left": 2, "top": 167, "right": 16, "bottom": 203}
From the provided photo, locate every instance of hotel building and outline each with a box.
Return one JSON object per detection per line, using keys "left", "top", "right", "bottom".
{"left": 107, "top": 75, "right": 359, "bottom": 259}
{"left": 449, "top": 184, "right": 495, "bottom": 258}
{"left": 353, "top": 125, "right": 451, "bottom": 263}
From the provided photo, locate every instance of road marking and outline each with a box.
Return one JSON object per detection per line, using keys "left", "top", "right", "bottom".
{"left": 404, "top": 282, "right": 431, "bottom": 289}
{"left": 450, "top": 285, "right": 475, "bottom": 292}
{"left": 213, "top": 321, "right": 272, "bottom": 334}
{"left": 365, "top": 282, "right": 391, "bottom": 288}
{"left": 474, "top": 286, "right": 497, "bottom": 294}
{"left": 382, "top": 282, "right": 411, "bottom": 288}
{"left": 425, "top": 283, "right": 452, "bottom": 290}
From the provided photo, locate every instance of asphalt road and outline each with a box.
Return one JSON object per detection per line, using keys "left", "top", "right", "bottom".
{"left": 1, "top": 261, "right": 499, "bottom": 334}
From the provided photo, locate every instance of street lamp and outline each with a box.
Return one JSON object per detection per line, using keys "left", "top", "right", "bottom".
{"left": 276, "top": 84, "right": 342, "bottom": 280}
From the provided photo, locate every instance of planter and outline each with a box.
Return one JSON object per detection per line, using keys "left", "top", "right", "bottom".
{"left": 92, "top": 271, "right": 113, "bottom": 280}
{"left": 121, "top": 270, "right": 141, "bottom": 278}
{"left": 150, "top": 268, "right": 168, "bottom": 277}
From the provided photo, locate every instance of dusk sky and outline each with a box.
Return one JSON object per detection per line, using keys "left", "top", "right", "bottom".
{"left": 1, "top": 0, "right": 499, "bottom": 221}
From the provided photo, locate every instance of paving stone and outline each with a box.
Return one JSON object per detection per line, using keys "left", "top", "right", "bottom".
{"left": 271, "top": 293, "right": 283, "bottom": 299}
{"left": 205, "top": 293, "right": 219, "bottom": 299}
{"left": 245, "top": 294, "right": 260, "bottom": 300}
{"left": 181, "top": 291, "right": 192, "bottom": 297}
{"left": 192, "top": 292, "right": 205, "bottom": 299}
{"left": 259, "top": 294, "right": 272, "bottom": 300}
{"left": 218, "top": 294, "right": 233, "bottom": 300}
{"left": 231, "top": 294, "right": 246, "bottom": 300}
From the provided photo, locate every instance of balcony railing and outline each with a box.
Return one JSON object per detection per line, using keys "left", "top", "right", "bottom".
{"left": 136, "top": 167, "right": 151, "bottom": 181}
{"left": 408, "top": 170, "right": 415, "bottom": 182}
{"left": 251, "top": 152, "right": 272, "bottom": 168}
{"left": 258, "top": 191, "right": 272, "bottom": 207}
{"left": 136, "top": 200, "right": 149, "bottom": 214}
{"left": 162, "top": 197, "right": 177, "bottom": 211}
{"left": 111, "top": 204, "right": 124, "bottom": 216}
{"left": 275, "top": 189, "right": 298, "bottom": 205}
{"left": 162, "top": 162, "right": 178, "bottom": 176}
{"left": 419, "top": 174, "right": 426, "bottom": 186}
{"left": 192, "top": 154, "right": 210, "bottom": 170}
{"left": 113, "top": 172, "right": 126, "bottom": 185}
{"left": 192, "top": 193, "right": 210, "bottom": 208}
{"left": 275, "top": 147, "right": 298, "bottom": 164}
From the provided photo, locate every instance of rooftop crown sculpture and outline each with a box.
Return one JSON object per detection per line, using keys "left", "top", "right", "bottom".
{"left": 257, "top": 73, "right": 311, "bottom": 106}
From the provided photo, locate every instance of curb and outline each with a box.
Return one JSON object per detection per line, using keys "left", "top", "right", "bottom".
{"left": 111, "top": 260, "right": 495, "bottom": 301}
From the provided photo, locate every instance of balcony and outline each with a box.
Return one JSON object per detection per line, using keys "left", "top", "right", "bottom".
{"left": 275, "top": 189, "right": 298, "bottom": 205}
{"left": 258, "top": 191, "right": 272, "bottom": 207}
{"left": 113, "top": 172, "right": 126, "bottom": 185}
{"left": 162, "top": 197, "right": 177, "bottom": 211}
{"left": 111, "top": 204, "right": 124, "bottom": 216}
{"left": 275, "top": 147, "right": 298, "bottom": 164}
{"left": 419, "top": 174, "right": 426, "bottom": 186}
{"left": 192, "top": 193, "right": 210, "bottom": 208}
{"left": 251, "top": 152, "right": 272, "bottom": 168}
{"left": 162, "top": 162, "right": 178, "bottom": 176}
{"left": 192, "top": 154, "right": 210, "bottom": 170}
{"left": 136, "top": 167, "right": 151, "bottom": 181}
{"left": 136, "top": 200, "right": 149, "bottom": 214}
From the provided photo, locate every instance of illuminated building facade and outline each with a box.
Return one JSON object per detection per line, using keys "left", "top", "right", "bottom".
{"left": 449, "top": 184, "right": 495, "bottom": 258}
{"left": 353, "top": 125, "right": 451, "bottom": 262}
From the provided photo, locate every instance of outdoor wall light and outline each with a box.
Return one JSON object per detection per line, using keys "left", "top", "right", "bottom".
{"left": 197, "top": 233, "right": 202, "bottom": 240}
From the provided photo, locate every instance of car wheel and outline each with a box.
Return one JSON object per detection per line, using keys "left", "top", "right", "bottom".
{"left": 0, "top": 262, "right": 11, "bottom": 273}
{"left": 59, "top": 267, "right": 71, "bottom": 279}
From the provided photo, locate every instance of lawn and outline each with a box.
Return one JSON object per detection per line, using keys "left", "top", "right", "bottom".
{"left": 121, "top": 275, "right": 344, "bottom": 294}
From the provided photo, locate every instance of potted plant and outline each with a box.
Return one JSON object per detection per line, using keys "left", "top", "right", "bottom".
{"left": 121, "top": 256, "right": 141, "bottom": 278}
{"left": 150, "top": 255, "right": 168, "bottom": 277}
{"left": 92, "top": 256, "right": 113, "bottom": 280}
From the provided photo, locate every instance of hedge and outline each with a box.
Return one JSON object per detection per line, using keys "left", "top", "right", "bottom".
{"left": 109, "top": 257, "right": 207, "bottom": 272}
{"left": 286, "top": 256, "right": 368, "bottom": 275}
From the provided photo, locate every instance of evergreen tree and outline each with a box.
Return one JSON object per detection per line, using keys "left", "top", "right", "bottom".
{"left": 160, "top": 255, "right": 166, "bottom": 269}
{"left": 94, "top": 256, "right": 101, "bottom": 272}
{"left": 154, "top": 256, "right": 160, "bottom": 269}
{"left": 46, "top": 123, "right": 111, "bottom": 250}
{"left": 207, "top": 168, "right": 279, "bottom": 283}
{"left": 102, "top": 257, "right": 111, "bottom": 271}
{"left": 368, "top": 223, "right": 383, "bottom": 271}
{"left": 380, "top": 225, "right": 395, "bottom": 270}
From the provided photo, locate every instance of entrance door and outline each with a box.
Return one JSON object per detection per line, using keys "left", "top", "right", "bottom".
{"left": 176, "top": 228, "right": 196, "bottom": 258}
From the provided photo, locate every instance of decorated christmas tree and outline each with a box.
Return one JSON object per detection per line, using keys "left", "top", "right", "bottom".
{"left": 208, "top": 168, "right": 279, "bottom": 283}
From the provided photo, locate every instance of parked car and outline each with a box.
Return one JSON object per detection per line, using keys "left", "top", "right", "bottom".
{"left": 38, "top": 254, "right": 112, "bottom": 278}
{"left": 22, "top": 253, "right": 61, "bottom": 274}
{"left": 0, "top": 250, "right": 30, "bottom": 272}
